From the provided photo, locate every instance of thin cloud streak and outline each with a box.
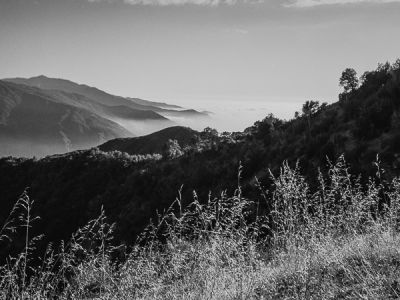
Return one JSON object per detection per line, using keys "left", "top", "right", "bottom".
{"left": 88, "top": 0, "right": 255, "bottom": 5}
{"left": 125, "top": 0, "right": 235, "bottom": 4}
{"left": 87, "top": 0, "right": 400, "bottom": 6}
{"left": 286, "top": 0, "right": 400, "bottom": 8}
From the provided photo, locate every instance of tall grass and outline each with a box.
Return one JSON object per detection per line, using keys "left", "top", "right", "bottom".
{"left": 1, "top": 156, "right": 400, "bottom": 299}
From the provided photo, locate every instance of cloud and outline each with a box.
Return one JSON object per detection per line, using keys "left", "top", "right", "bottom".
{"left": 125, "top": 0, "right": 236, "bottom": 5}
{"left": 88, "top": 0, "right": 400, "bottom": 6}
{"left": 285, "top": 0, "right": 400, "bottom": 8}
{"left": 88, "top": 0, "right": 255, "bottom": 5}
{"left": 222, "top": 28, "right": 249, "bottom": 34}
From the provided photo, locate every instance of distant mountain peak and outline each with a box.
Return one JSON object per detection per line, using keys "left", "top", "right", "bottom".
{"left": 1, "top": 76, "right": 210, "bottom": 157}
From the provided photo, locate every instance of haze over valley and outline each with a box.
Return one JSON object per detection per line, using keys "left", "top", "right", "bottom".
{"left": 0, "top": 76, "right": 208, "bottom": 157}
{"left": 0, "top": 75, "right": 306, "bottom": 157}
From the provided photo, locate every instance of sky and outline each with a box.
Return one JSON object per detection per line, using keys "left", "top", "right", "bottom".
{"left": 1, "top": 0, "right": 400, "bottom": 124}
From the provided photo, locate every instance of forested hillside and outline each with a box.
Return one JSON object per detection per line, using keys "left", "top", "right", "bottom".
{"left": 1, "top": 60, "right": 400, "bottom": 261}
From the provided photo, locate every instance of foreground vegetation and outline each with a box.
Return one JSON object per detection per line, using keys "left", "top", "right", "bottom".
{"left": 1, "top": 59, "right": 400, "bottom": 298}
{"left": 1, "top": 156, "right": 400, "bottom": 299}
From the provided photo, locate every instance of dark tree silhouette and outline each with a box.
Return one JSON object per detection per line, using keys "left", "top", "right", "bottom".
{"left": 302, "top": 100, "right": 320, "bottom": 133}
{"left": 393, "top": 59, "right": 400, "bottom": 71}
{"left": 340, "top": 68, "right": 359, "bottom": 93}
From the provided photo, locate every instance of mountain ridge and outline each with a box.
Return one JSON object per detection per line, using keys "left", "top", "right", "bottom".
{"left": 0, "top": 77, "right": 207, "bottom": 156}
{"left": 4, "top": 76, "right": 207, "bottom": 117}
{"left": 99, "top": 126, "right": 198, "bottom": 155}
{"left": 0, "top": 80, "right": 132, "bottom": 157}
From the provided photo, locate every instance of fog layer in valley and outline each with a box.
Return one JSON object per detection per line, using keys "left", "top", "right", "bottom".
{"left": 0, "top": 97, "right": 313, "bottom": 158}
{"left": 161, "top": 98, "right": 306, "bottom": 132}
{"left": 110, "top": 118, "right": 176, "bottom": 137}
{"left": 0, "top": 137, "right": 98, "bottom": 158}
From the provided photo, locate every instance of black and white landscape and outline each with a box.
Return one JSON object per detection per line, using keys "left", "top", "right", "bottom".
{"left": 0, "top": 76, "right": 207, "bottom": 157}
{"left": 1, "top": 0, "right": 400, "bottom": 299}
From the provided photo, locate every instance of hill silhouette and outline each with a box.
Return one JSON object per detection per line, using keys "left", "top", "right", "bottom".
{"left": 0, "top": 77, "right": 210, "bottom": 156}
{"left": 5, "top": 76, "right": 207, "bottom": 117}
{"left": 0, "top": 80, "right": 132, "bottom": 157}
{"left": 99, "top": 126, "right": 198, "bottom": 155}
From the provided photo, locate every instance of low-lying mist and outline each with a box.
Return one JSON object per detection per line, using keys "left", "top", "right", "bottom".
{"left": 0, "top": 137, "right": 112, "bottom": 159}
{"left": 159, "top": 99, "right": 304, "bottom": 132}
{"left": 0, "top": 99, "right": 308, "bottom": 158}
{"left": 109, "top": 118, "right": 177, "bottom": 137}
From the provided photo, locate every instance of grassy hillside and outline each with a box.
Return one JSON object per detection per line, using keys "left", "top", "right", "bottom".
{"left": 1, "top": 157, "right": 400, "bottom": 299}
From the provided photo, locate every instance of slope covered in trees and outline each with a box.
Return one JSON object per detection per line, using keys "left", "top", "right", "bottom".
{"left": 1, "top": 60, "right": 400, "bottom": 262}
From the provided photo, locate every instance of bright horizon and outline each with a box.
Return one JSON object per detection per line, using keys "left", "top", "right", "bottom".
{"left": 1, "top": 0, "right": 400, "bottom": 125}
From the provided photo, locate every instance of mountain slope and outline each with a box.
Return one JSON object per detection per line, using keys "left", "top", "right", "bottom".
{"left": 4, "top": 76, "right": 206, "bottom": 137}
{"left": 128, "top": 97, "right": 182, "bottom": 110}
{"left": 6, "top": 76, "right": 145, "bottom": 109}
{"left": 99, "top": 126, "right": 198, "bottom": 155}
{"left": 101, "top": 105, "right": 169, "bottom": 120}
{"left": 36, "top": 88, "right": 169, "bottom": 122}
{"left": 0, "top": 81, "right": 131, "bottom": 157}
{"left": 5, "top": 76, "right": 207, "bottom": 117}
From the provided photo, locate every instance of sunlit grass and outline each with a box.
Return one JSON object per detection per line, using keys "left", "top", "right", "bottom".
{"left": 1, "top": 156, "right": 400, "bottom": 299}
